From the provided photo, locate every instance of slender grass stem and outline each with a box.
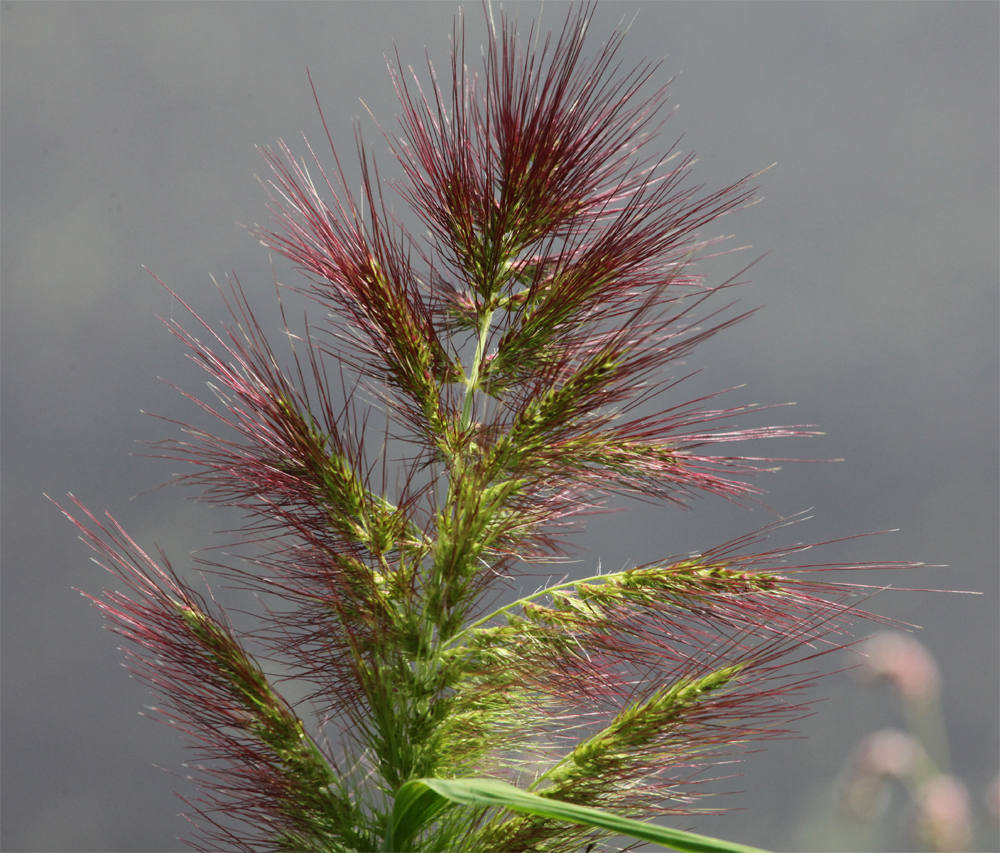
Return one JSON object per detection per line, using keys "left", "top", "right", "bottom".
{"left": 462, "top": 306, "right": 496, "bottom": 433}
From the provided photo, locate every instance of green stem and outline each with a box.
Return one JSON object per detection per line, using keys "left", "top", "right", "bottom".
{"left": 461, "top": 306, "right": 495, "bottom": 432}
{"left": 446, "top": 564, "right": 690, "bottom": 650}
{"left": 450, "top": 571, "right": 607, "bottom": 646}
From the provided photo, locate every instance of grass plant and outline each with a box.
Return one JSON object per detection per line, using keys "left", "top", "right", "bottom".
{"left": 56, "top": 4, "right": 929, "bottom": 851}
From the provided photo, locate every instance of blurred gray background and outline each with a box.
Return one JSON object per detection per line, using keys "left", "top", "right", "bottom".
{"left": 2, "top": 2, "right": 997, "bottom": 851}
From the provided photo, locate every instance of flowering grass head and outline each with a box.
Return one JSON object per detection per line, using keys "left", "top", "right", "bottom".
{"left": 57, "top": 4, "right": 934, "bottom": 852}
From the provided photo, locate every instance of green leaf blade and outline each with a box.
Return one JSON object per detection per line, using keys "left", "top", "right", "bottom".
{"left": 389, "top": 777, "right": 773, "bottom": 853}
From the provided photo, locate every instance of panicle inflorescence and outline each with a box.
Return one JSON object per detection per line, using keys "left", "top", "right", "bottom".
{"left": 59, "top": 4, "right": 926, "bottom": 852}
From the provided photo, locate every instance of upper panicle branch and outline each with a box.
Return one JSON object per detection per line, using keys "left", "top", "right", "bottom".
{"left": 149, "top": 275, "right": 428, "bottom": 565}
{"left": 387, "top": 2, "right": 681, "bottom": 298}
{"left": 253, "top": 136, "right": 461, "bottom": 453}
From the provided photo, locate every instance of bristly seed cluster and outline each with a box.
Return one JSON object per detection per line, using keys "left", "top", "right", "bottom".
{"left": 58, "top": 4, "right": 918, "bottom": 852}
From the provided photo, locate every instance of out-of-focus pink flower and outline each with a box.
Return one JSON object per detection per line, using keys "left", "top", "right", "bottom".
{"left": 841, "top": 728, "right": 921, "bottom": 820}
{"left": 860, "top": 728, "right": 921, "bottom": 779}
{"left": 912, "top": 774, "right": 973, "bottom": 852}
{"left": 856, "top": 631, "right": 940, "bottom": 703}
